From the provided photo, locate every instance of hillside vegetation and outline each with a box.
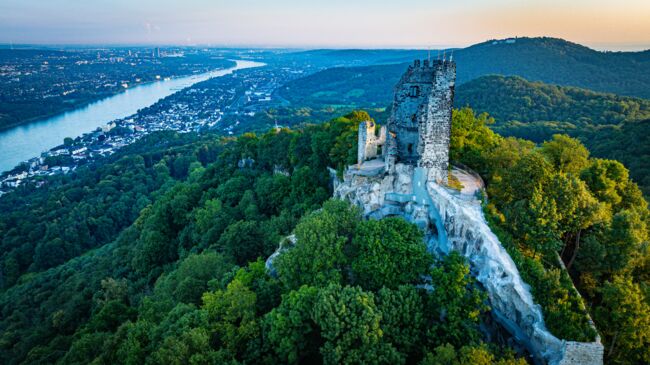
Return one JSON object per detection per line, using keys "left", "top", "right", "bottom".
{"left": 455, "top": 76, "right": 650, "bottom": 196}
{"left": 451, "top": 108, "right": 650, "bottom": 363}
{"left": 0, "top": 109, "right": 648, "bottom": 364}
{"left": 453, "top": 37, "right": 650, "bottom": 98}
{"left": 456, "top": 75, "right": 650, "bottom": 128}
{"left": 0, "top": 111, "right": 530, "bottom": 365}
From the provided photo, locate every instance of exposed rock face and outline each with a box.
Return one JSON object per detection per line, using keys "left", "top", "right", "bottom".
{"left": 333, "top": 163, "right": 603, "bottom": 365}
{"left": 334, "top": 162, "right": 413, "bottom": 215}
{"left": 264, "top": 234, "right": 296, "bottom": 278}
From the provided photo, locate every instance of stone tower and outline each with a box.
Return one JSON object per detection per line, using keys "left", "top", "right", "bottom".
{"left": 385, "top": 59, "right": 456, "bottom": 183}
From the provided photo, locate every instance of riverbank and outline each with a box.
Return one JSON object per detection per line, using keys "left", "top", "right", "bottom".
{"left": 0, "top": 60, "right": 264, "bottom": 191}
{"left": 0, "top": 60, "right": 238, "bottom": 132}
{"left": 0, "top": 93, "right": 111, "bottom": 132}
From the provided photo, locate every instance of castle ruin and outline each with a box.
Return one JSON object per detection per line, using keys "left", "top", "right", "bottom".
{"left": 270, "top": 58, "right": 603, "bottom": 365}
{"left": 357, "top": 59, "right": 455, "bottom": 183}
{"left": 344, "top": 59, "right": 604, "bottom": 365}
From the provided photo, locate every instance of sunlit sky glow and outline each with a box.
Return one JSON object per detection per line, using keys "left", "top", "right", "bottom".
{"left": 1, "top": 0, "right": 649, "bottom": 50}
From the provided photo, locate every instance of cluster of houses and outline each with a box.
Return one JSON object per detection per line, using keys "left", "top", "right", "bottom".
{"left": 0, "top": 121, "right": 136, "bottom": 194}
{"left": 0, "top": 65, "right": 298, "bottom": 196}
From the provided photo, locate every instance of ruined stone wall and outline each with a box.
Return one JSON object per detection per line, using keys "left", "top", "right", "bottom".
{"left": 357, "top": 121, "right": 386, "bottom": 164}
{"left": 385, "top": 59, "right": 455, "bottom": 183}
{"left": 419, "top": 62, "right": 455, "bottom": 183}
{"left": 387, "top": 60, "right": 437, "bottom": 164}
{"left": 557, "top": 342, "right": 604, "bottom": 365}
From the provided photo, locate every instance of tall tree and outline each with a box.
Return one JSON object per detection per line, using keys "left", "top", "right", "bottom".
{"left": 312, "top": 284, "right": 402, "bottom": 365}
{"left": 541, "top": 134, "right": 590, "bottom": 175}
{"left": 276, "top": 200, "right": 360, "bottom": 289}
{"left": 427, "top": 253, "right": 488, "bottom": 347}
{"left": 350, "top": 217, "right": 431, "bottom": 290}
{"left": 596, "top": 276, "right": 650, "bottom": 365}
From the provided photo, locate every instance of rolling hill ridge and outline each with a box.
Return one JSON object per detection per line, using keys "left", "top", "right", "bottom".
{"left": 279, "top": 37, "right": 650, "bottom": 104}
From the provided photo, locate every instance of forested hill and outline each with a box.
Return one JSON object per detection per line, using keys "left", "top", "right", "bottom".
{"left": 278, "top": 37, "right": 650, "bottom": 104}
{"left": 455, "top": 75, "right": 650, "bottom": 126}
{"left": 0, "top": 110, "right": 648, "bottom": 364}
{"left": 0, "top": 112, "right": 525, "bottom": 364}
{"left": 453, "top": 37, "right": 650, "bottom": 98}
{"left": 455, "top": 75, "right": 650, "bottom": 196}
{"left": 279, "top": 62, "right": 404, "bottom": 108}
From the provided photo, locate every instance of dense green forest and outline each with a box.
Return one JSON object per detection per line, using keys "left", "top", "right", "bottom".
{"left": 452, "top": 37, "right": 650, "bottom": 99}
{"left": 277, "top": 62, "right": 402, "bottom": 108}
{"left": 0, "top": 111, "right": 527, "bottom": 364}
{"left": 1, "top": 109, "right": 648, "bottom": 364}
{"left": 455, "top": 75, "right": 650, "bottom": 128}
{"left": 455, "top": 75, "right": 650, "bottom": 196}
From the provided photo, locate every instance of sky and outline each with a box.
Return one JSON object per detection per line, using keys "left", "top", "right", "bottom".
{"left": 1, "top": 0, "right": 649, "bottom": 50}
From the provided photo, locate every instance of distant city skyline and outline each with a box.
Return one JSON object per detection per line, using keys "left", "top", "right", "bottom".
{"left": 1, "top": 0, "right": 649, "bottom": 51}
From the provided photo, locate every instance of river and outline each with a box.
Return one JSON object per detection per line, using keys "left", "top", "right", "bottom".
{"left": 0, "top": 59, "right": 263, "bottom": 173}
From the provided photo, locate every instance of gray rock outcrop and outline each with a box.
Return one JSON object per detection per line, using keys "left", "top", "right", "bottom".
{"left": 333, "top": 163, "right": 603, "bottom": 365}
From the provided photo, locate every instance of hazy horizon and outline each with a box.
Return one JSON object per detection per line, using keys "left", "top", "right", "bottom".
{"left": 2, "top": 40, "right": 648, "bottom": 53}
{"left": 2, "top": 0, "right": 650, "bottom": 51}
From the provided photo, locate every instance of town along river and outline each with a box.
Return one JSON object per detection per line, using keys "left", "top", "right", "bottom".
{"left": 0, "top": 60, "right": 262, "bottom": 173}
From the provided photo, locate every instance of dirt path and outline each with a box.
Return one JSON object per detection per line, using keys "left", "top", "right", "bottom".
{"left": 451, "top": 167, "right": 484, "bottom": 197}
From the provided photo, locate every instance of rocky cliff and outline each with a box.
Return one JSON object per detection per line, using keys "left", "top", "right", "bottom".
{"left": 333, "top": 162, "right": 603, "bottom": 365}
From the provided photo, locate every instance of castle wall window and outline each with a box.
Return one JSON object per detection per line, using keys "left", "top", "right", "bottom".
{"left": 409, "top": 85, "right": 420, "bottom": 97}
